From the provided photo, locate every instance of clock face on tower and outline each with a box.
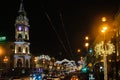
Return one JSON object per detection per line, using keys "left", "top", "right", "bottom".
{"left": 18, "top": 26, "right": 22, "bottom": 31}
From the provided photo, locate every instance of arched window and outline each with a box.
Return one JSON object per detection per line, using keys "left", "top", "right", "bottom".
{"left": 25, "top": 47, "right": 28, "bottom": 53}
{"left": 25, "top": 34, "right": 28, "bottom": 40}
{"left": 17, "top": 59, "right": 22, "bottom": 67}
{"left": 18, "top": 47, "right": 22, "bottom": 52}
{"left": 17, "top": 26, "right": 23, "bottom": 31}
{"left": 18, "top": 34, "right": 22, "bottom": 39}
{"left": 26, "top": 59, "right": 29, "bottom": 68}
{"left": 25, "top": 27, "right": 28, "bottom": 32}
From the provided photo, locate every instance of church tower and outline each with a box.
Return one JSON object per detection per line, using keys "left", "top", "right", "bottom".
{"left": 14, "top": 0, "right": 31, "bottom": 68}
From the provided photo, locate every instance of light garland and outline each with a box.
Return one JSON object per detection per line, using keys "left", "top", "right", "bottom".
{"left": 94, "top": 41, "right": 115, "bottom": 57}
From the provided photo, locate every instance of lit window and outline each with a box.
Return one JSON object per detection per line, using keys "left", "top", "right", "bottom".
{"left": 18, "top": 26, "right": 22, "bottom": 31}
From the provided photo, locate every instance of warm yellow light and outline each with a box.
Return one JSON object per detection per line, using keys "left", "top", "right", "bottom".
{"left": 88, "top": 63, "right": 92, "bottom": 67}
{"left": 102, "top": 17, "right": 107, "bottom": 22}
{"left": 85, "top": 43, "right": 89, "bottom": 47}
{"left": 3, "top": 56, "right": 8, "bottom": 63}
{"left": 85, "top": 36, "right": 89, "bottom": 40}
{"left": 34, "top": 59, "right": 37, "bottom": 62}
{"left": 0, "top": 46, "right": 4, "bottom": 55}
{"left": 101, "top": 27, "right": 107, "bottom": 33}
{"left": 77, "top": 49, "right": 81, "bottom": 53}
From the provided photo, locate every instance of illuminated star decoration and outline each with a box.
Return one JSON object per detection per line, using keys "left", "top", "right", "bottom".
{"left": 94, "top": 41, "right": 115, "bottom": 57}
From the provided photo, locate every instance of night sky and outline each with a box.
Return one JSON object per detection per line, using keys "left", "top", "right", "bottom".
{"left": 0, "top": 0, "right": 120, "bottom": 60}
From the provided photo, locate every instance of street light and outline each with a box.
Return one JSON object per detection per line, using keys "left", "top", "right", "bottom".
{"left": 101, "top": 27, "right": 107, "bottom": 33}
{"left": 94, "top": 41, "right": 115, "bottom": 80}
{"left": 101, "top": 17, "right": 107, "bottom": 22}
{"left": 94, "top": 17, "right": 115, "bottom": 80}
{"left": 85, "top": 36, "right": 89, "bottom": 40}
{"left": 85, "top": 36, "right": 89, "bottom": 51}
{"left": 101, "top": 17, "right": 114, "bottom": 80}
{"left": 77, "top": 49, "right": 81, "bottom": 53}
{"left": 101, "top": 17, "right": 108, "bottom": 80}
{"left": 101, "top": 26, "right": 108, "bottom": 80}
{"left": 0, "top": 46, "right": 4, "bottom": 69}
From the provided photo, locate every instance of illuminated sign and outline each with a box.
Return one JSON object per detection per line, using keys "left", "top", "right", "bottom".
{"left": 0, "top": 36, "right": 6, "bottom": 41}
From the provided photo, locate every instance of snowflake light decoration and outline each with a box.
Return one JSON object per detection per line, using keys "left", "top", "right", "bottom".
{"left": 94, "top": 41, "right": 115, "bottom": 57}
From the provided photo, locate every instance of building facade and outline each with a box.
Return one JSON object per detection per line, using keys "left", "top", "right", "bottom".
{"left": 0, "top": 41, "right": 14, "bottom": 71}
{"left": 13, "top": 0, "right": 31, "bottom": 68}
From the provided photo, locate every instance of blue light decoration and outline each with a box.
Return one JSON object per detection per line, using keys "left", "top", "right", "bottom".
{"left": 89, "top": 74, "right": 95, "bottom": 80}
{"left": 88, "top": 48, "right": 93, "bottom": 54}
{"left": 30, "top": 73, "right": 42, "bottom": 80}
{"left": 81, "top": 67, "right": 88, "bottom": 73}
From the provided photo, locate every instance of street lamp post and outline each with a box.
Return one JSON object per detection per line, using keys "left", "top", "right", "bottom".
{"left": 101, "top": 26, "right": 108, "bottom": 80}
{"left": 101, "top": 17, "right": 109, "bottom": 80}
{"left": 94, "top": 41, "right": 115, "bottom": 80}
{"left": 103, "top": 44, "right": 108, "bottom": 80}
{"left": 101, "top": 17, "right": 115, "bottom": 80}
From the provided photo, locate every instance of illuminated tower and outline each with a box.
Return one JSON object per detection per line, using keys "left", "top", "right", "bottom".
{"left": 14, "top": 0, "right": 31, "bottom": 68}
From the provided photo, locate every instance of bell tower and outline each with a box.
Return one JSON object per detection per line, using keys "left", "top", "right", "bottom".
{"left": 14, "top": 0, "right": 31, "bottom": 68}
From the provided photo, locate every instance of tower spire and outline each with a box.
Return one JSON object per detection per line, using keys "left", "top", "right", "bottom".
{"left": 13, "top": 0, "right": 31, "bottom": 68}
{"left": 18, "top": 0, "right": 25, "bottom": 13}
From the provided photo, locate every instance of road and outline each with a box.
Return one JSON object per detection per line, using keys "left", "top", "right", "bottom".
{"left": 0, "top": 77, "right": 30, "bottom": 80}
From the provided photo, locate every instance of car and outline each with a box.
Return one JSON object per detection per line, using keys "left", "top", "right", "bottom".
{"left": 52, "top": 76, "right": 61, "bottom": 80}
{"left": 30, "top": 73, "right": 42, "bottom": 80}
{"left": 46, "top": 77, "right": 53, "bottom": 80}
{"left": 70, "top": 75, "right": 79, "bottom": 80}
{"left": 60, "top": 74, "right": 65, "bottom": 79}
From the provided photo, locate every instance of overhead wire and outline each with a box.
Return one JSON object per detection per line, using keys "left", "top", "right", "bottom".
{"left": 59, "top": 13, "right": 73, "bottom": 59}
{"left": 45, "top": 12, "right": 71, "bottom": 58}
{"left": 40, "top": 4, "right": 72, "bottom": 59}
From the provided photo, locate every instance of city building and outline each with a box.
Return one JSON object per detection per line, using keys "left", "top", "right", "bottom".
{"left": 0, "top": 0, "right": 32, "bottom": 72}
{"left": 0, "top": 41, "right": 14, "bottom": 71}
{"left": 13, "top": 0, "right": 31, "bottom": 68}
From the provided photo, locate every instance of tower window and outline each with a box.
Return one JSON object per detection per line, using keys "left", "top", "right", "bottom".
{"left": 17, "top": 59, "right": 22, "bottom": 67}
{"left": 18, "top": 47, "right": 22, "bottom": 52}
{"left": 25, "top": 27, "right": 28, "bottom": 32}
{"left": 25, "top": 35, "right": 28, "bottom": 40}
{"left": 26, "top": 59, "right": 29, "bottom": 67}
{"left": 18, "top": 34, "right": 22, "bottom": 39}
{"left": 18, "top": 26, "right": 22, "bottom": 31}
{"left": 10, "top": 45, "right": 14, "bottom": 49}
{"left": 26, "top": 47, "right": 28, "bottom": 53}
